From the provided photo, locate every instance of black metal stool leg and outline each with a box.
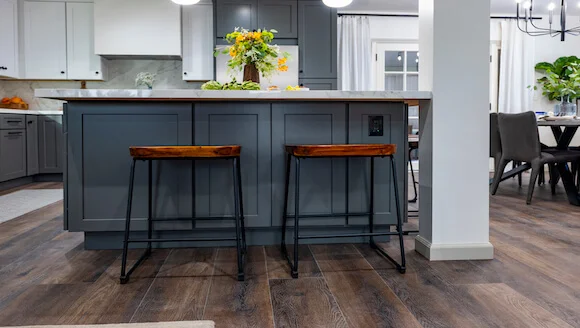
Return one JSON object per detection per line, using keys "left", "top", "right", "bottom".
{"left": 291, "top": 157, "right": 300, "bottom": 279}
{"left": 408, "top": 148, "right": 418, "bottom": 203}
{"left": 369, "top": 157, "right": 376, "bottom": 248}
{"left": 391, "top": 155, "right": 406, "bottom": 273}
{"left": 120, "top": 159, "right": 137, "bottom": 284}
{"left": 236, "top": 156, "right": 247, "bottom": 253}
{"left": 281, "top": 154, "right": 292, "bottom": 273}
{"left": 232, "top": 157, "right": 245, "bottom": 281}
{"left": 147, "top": 160, "right": 153, "bottom": 255}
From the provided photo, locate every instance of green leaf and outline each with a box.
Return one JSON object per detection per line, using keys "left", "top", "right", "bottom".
{"left": 535, "top": 62, "right": 555, "bottom": 72}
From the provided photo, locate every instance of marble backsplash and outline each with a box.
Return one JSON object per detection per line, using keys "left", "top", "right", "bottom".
{"left": 0, "top": 59, "right": 203, "bottom": 110}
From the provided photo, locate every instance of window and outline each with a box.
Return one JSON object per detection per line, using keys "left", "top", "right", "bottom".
{"left": 373, "top": 42, "right": 419, "bottom": 91}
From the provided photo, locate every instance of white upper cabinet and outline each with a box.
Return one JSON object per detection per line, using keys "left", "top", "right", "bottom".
{"left": 182, "top": 3, "right": 214, "bottom": 81}
{"left": 67, "top": 2, "right": 106, "bottom": 80}
{"left": 23, "top": 1, "right": 67, "bottom": 79}
{"left": 94, "top": 0, "right": 182, "bottom": 57}
{"left": 0, "top": 0, "right": 19, "bottom": 78}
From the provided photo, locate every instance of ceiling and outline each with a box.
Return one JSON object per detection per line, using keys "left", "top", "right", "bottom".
{"left": 340, "top": 0, "right": 580, "bottom": 15}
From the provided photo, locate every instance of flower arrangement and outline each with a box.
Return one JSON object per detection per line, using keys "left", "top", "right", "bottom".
{"left": 216, "top": 28, "right": 290, "bottom": 82}
{"left": 135, "top": 72, "right": 156, "bottom": 89}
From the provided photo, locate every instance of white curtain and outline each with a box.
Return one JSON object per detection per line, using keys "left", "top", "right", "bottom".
{"left": 338, "top": 16, "right": 372, "bottom": 91}
{"left": 498, "top": 20, "right": 536, "bottom": 113}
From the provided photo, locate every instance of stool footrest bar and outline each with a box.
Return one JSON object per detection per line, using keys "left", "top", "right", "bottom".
{"left": 285, "top": 212, "right": 370, "bottom": 219}
{"left": 298, "top": 231, "right": 400, "bottom": 239}
{"left": 127, "top": 237, "right": 237, "bottom": 243}
{"left": 150, "top": 216, "right": 237, "bottom": 222}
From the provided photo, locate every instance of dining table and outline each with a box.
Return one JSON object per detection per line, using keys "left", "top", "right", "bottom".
{"left": 537, "top": 119, "right": 580, "bottom": 205}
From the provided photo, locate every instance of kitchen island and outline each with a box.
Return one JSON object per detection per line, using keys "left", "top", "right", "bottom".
{"left": 35, "top": 89, "right": 432, "bottom": 249}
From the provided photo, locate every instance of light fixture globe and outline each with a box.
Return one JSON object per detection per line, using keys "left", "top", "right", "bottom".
{"left": 171, "top": 0, "right": 200, "bottom": 5}
{"left": 322, "top": 0, "right": 353, "bottom": 8}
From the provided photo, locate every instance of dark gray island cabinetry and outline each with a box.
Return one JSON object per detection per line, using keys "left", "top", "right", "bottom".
{"left": 36, "top": 89, "right": 432, "bottom": 249}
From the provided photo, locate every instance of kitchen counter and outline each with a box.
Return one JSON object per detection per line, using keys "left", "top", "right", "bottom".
{"left": 36, "top": 89, "right": 431, "bottom": 250}
{"left": 34, "top": 89, "right": 432, "bottom": 101}
{"left": 0, "top": 109, "right": 63, "bottom": 115}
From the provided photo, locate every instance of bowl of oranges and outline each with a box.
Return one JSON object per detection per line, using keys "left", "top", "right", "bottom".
{"left": 0, "top": 96, "right": 28, "bottom": 110}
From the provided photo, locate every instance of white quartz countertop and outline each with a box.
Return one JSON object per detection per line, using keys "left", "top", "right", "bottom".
{"left": 34, "top": 89, "right": 432, "bottom": 101}
{"left": 0, "top": 109, "right": 63, "bottom": 115}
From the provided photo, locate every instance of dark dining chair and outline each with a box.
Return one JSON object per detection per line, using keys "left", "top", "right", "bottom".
{"left": 491, "top": 111, "right": 580, "bottom": 204}
{"left": 490, "top": 112, "right": 522, "bottom": 186}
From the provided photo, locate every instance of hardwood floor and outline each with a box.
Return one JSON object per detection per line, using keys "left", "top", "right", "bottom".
{"left": 1, "top": 177, "right": 580, "bottom": 327}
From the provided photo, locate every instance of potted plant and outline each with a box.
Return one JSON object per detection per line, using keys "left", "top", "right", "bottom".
{"left": 534, "top": 56, "right": 580, "bottom": 116}
{"left": 216, "top": 28, "right": 289, "bottom": 84}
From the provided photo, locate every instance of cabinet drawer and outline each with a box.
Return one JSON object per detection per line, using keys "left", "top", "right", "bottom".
{"left": 0, "top": 115, "right": 25, "bottom": 129}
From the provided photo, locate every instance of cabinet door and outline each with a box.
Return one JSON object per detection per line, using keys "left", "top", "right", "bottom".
{"left": 194, "top": 103, "right": 272, "bottom": 228}
{"left": 347, "top": 103, "right": 407, "bottom": 226}
{"left": 271, "top": 103, "right": 347, "bottom": 227}
{"left": 67, "top": 3, "right": 104, "bottom": 80}
{"left": 182, "top": 4, "right": 214, "bottom": 81}
{"left": 216, "top": 0, "right": 258, "bottom": 38}
{"left": 258, "top": 0, "right": 297, "bottom": 38}
{"left": 0, "top": 0, "right": 19, "bottom": 78}
{"left": 300, "top": 78, "right": 337, "bottom": 90}
{"left": 66, "top": 103, "right": 193, "bottom": 232}
{"left": 298, "top": 1, "right": 337, "bottom": 79}
{"left": 23, "top": 1, "right": 67, "bottom": 79}
{"left": 0, "top": 130, "right": 27, "bottom": 182}
{"left": 26, "top": 115, "right": 39, "bottom": 176}
{"left": 38, "top": 115, "right": 63, "bottom": 174}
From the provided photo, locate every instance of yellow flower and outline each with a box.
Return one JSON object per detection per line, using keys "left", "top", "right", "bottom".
{"left": 253, "top": 32, "right": 262, "bottom": 40}
{"left": 278, "top": 65, "right": 288, "bottom": 72}
{"left": 229, "top": 48, "right": 237, "bottom": 57}
{"left": 236, "top": 35, "right": 244, "bottom": 43}
{"left": 278, "top": 58, "right": 287, "bottom": 65}
{"left": 247, "top": 32, "right": 254, "bottom": 39}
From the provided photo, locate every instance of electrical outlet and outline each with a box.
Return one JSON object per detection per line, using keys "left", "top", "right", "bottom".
{"left": 368, "top": 116, "right": 384, "bottom": 136}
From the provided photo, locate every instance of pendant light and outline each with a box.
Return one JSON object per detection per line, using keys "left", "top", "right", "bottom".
{"left": 171, "top": 0, "right": 200, "bottom": 5}
{"left": 515, "top": 0, "right": 580, "bottom": 41}
{"left": 322, "top": 0, "right": 353, "bottom": 8}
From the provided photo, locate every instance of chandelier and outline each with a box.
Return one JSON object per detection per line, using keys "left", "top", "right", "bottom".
{"left": 516, "top": 0, "right": 580, "bottom": 41}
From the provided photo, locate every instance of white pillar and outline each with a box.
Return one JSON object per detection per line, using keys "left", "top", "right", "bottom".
{"left": 416, "top": 0, "right": 493, "bottom": 260}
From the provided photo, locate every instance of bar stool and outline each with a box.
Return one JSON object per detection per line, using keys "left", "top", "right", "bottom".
{"left": 120, "top": 145, "right": 246, "bottom": 284}
{"left": 281, "top": 144, "right": 406, "bottom": 278}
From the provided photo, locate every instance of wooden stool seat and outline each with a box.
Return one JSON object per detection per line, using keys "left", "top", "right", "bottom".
{"left": 285, "top": 144, "right": 396, "bottom": 158}
{"left": 408, "top": 135, "right": 419, "bottom": 149}
{"left": 130, "top": 145, "right": 241, "bottom": 159}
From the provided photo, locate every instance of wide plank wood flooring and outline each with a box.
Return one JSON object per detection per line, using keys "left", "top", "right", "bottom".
{"left": 1, "top": 177, "right": 580, "bottom": 327}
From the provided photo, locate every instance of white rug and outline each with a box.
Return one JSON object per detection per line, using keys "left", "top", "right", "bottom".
{"left": 0, "top": 322, "right": 215, "bottom": 328}
{"left": 0, "top": 189, "right": 63, "bottom": 224}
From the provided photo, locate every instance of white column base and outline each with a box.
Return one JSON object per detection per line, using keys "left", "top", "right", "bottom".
{"left": 415, "top": 235, "right": 494, "bottom": 261}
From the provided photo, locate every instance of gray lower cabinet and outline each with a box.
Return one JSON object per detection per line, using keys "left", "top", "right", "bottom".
{"left": 258, "top": 0, "right": 297, "bottom": 38}
{"left": 38, "top": 115, "right": 63, "bottom": 174}
{"left": 271, "top": 103, "right": 347, "bottom": 227}
{"left": 194, "top": 103, "right": 272, "bottom": 228}
{"left": 0, "top": 129, "right": 27, "bottom": 182}
{"left": 298, "top": 1, "right": 337, "bottom": 79}
{"left": 300, "top": 78, "right": 337, "bottom": 90}
{"left": 347, "top": 103, "right": 407, "bottom": 225}
{"left": 66, "top": 102, "right": 193, "bottom": 232}
{"left": 26, "top": 115, "right": 39, "bottom": 176}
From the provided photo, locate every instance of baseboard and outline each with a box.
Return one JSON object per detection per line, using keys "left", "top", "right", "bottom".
{"left": 415, "top": 235, "right": 494, "bottom": 261}
{"left": 0, "top": 174, "right": 63, "bottom": 192}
